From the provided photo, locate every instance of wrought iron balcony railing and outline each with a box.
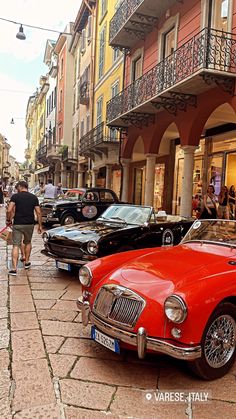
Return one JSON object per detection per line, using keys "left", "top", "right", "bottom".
{"left": 79, "top": 122, "right": 119, "bottom": 155}
{"left": 46, "top": 143, "right": 62, "bottom": 158}
{"left": 109, "top": 0, "right": 178, "bottom": 49}
{"left": 36, "top": 145, "right": 47, "bottom": 160}
{"left": 107, "top": 28, "right": 236, "bottom": 125}
{"left": 62, "top": 146, "right": 78, "bottom": 161}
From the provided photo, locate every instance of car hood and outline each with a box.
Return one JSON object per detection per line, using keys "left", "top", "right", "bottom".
{"left": 42, "top": 199, "right": 79, "bottom": 207}
{"left": 108, "top": 242, "right": 236, "bottom": 296}
{"left": 48, "top": 220, "right": 136, "bottom": 242}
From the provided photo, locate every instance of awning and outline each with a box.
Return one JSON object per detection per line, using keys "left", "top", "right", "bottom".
{"left": 34, "top": 166, "right": 50, "bottom": 175}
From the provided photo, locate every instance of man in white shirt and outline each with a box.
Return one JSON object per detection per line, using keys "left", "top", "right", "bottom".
{"left": 44, "top": 179, "right": 57, "bottom": 199}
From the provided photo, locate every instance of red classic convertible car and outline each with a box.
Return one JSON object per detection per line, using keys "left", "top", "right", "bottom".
{"left": 77, "top": 219, "right": 236, "bottom": 380}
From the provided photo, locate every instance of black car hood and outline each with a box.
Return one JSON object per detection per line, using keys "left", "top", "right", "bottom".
{"left": 47, "top": 220, "right": 137, "bottom": 243}
{"left": 42, "top": 199, "right": 79, "bottom": 207}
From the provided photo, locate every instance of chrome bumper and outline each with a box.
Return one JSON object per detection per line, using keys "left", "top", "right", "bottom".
{"left": 42, "top": 215, "right": 59, "bottom": 223}
{"left": 41, "top": 249, "right": 89, "bottom": 265}
{"left": 76, "top": 298, "right": 202, "bottom": 361}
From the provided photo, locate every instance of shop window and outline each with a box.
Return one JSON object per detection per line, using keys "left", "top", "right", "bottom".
{"left": 153, "top": 164, "right": 165, "bottom": 211}
{"left": 208, "top": 155, "right": 223, "bottom": 196}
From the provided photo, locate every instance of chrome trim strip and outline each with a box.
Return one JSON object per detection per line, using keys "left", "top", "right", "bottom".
{"left": 77, "top": 299, "right": 202, "bottom": 361}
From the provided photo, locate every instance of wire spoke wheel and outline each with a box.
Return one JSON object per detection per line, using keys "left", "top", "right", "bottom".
{"left": 204, "top": 314, "right": 236, "bottom": 369}
{"left": 63, "top": 215, "right": 75, "bottom": 225}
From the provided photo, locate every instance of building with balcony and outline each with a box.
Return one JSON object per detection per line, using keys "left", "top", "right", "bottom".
{"left": 85, "top": 0, "right": 124, "bottom": 195}
{"left": 107, "top": 0, "right": 236, "bottom": 215}
{"left": 0, "top": 135, "right": 11, "bottom": 183}
{"left": 54, "top": 23, "right": 77, "bottom": 187}
{"left": 69, "top": 0, "right": 97, "bottom": 188}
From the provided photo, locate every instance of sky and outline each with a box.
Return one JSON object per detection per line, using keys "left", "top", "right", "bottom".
{"left": 0, "top": 0, "right": 82, "bottom": 163}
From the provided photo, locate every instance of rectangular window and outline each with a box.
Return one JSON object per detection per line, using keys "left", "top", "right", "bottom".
{"left": 60, "top": 58, "right": 64, "bottom": 78}
{"left": 73, "top": 90, "right": 76, "bottom": 113}
{"left": 98, "top": 26, "right": 106, "bottom": 79}
{"left": 80, "top": 120, "right": 85, "bottom": 138}
{"left": 86, "top": 113, "right": 90, "bottom": 133}
{"left": 87, "top": 15, "right": 92, "bottom": 43}
{"left": 163, "top": 27, "right": 175, "bottom": 59}
{"left": 81, "top": 28, "right": 86, "bottom": 54}
{"left": 211, "top": 0, "right": 230, "bottom": 31}
{"left": 54, "top": 87, "right": 57, "bottom": 107}
{"left": 111, "top": 80, "right": 119, "bottom": 98}
{"left": 51, "top": 91, "right": 54, "bottom": 112}
{"left": 96, "top": 97, "right": 103, "bottom": 126}
{"left": 132, "top": 56, "right": 142, "bottom": 81}
{"left": 100, "top": 0, "right": 107, "bottom": 20}
{"left": 59, "top": 89, "right": 63, "bottom": 111}
{"left": 76, "top": 81, "right": 80, "bottom": 108}
{"left": 113, "top": 47, "right": 120, "bottom": 63}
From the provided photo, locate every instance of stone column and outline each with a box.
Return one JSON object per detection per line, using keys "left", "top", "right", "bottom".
{"left": 78, "top": 171, "right": 84, "bottom": 188}
{"left": 121, "top": 158, "right": 131, "bottom": 203}
{"left": 106, "top": 165, "right": 112, "bottom": 189}
{"left": 54, "top": 172, "right": 60, "bottom": 185}
{"left": 144, "top": 154, "right": 157, "bottom": 206}
{"left": 61, "top": 171, "right": 67, "bottom": 188}
{"left": 180, "top": 145, "right": 198, "bottom": 217}
{"left": 92, "top": 169, "right": 98, "bottom": 187}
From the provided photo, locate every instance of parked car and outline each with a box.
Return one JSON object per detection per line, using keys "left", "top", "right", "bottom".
{"left": 41, "top": 187, "right": 119, "bottom": 226}
{"left": 77, "top": 219, "right": 236, "bottom": 380}
{"left": 42, "top": 204, "right": 193, "bottom": 271}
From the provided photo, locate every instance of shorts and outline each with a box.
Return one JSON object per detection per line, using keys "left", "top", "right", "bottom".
{"left": 12, "top": 224, "right": 34, "bottom": 246}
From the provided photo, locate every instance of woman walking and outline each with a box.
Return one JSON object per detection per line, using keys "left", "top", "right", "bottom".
{"left": 201, "top": 185, "right": 217, "bottom": 219}
{"left": 218, "top": 185, "right": 229, "bottom": 219}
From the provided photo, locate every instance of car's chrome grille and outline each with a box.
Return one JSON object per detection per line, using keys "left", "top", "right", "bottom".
{"left": 93, "top": 284, "right": 145, "bottom": 329}
{"left": 48, "top": 242, "right": 83, "bottom": 259}
{"left": 41, "top": 207, "right": 53, "bottom": 216}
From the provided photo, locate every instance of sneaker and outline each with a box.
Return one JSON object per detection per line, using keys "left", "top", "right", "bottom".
{"left": 24, "top": 262, "right": 31, "bottom": 269}
{"left": 9, "top": 270, "right": 17, "bottom": 276}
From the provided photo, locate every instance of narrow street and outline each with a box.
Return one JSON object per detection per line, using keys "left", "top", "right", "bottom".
{"left": 0, "top": 207, "right": 235, "bottom": 418}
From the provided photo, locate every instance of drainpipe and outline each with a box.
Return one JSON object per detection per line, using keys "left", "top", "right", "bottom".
{"left": 118, "top": 50, "right": 127, "bottom": 201}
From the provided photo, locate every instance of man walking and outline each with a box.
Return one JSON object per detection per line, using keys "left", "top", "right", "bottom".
{"left": 44, "top": 179, "right": 57, "bottom": 199}
{"left": 6, "top": 180, "right": 42, "bottom": 276}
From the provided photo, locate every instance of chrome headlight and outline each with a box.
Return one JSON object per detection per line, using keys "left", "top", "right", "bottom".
{"left": 52, "top": 205, "right": 57, "bottom": 211}
{"left": 87, "top": 240, "right": 98, "bottom": 255}
{"left": 164, "top": 295, "right": 187, "bottom": 324}
{"left": 79, "top": 266, "right": 92, "bottom": 287}
{"left": 42, "top": 232, "right": 49, "bottom": 243}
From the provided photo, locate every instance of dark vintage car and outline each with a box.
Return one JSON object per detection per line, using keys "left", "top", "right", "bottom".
{"left": 41, "top": 187, "right": 119, "bottom": 226}
{"left": 42, "top": 204, "right": 193, "bottom": 271}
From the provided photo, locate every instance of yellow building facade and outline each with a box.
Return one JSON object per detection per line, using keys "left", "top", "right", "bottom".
{"left": 90, "top": 0, "right": 124, "bottom": 194}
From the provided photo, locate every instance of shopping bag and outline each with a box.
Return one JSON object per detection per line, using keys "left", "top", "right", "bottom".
{"left": 0, "top": 226, "right": 13, "bottom": 245}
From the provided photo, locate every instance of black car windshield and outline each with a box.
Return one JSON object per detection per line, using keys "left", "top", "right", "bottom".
{"left": 63, "top": 190, "right": 84, "bottom": 200}
{"left": 182, "top": 219, "right": 236, "bottom": 247}
{"left": 98, "top": 205, "right": 152, "bottom": 225}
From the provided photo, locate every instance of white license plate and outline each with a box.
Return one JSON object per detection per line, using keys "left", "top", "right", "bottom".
{"left": 91, "top": 326, "right": 120, "bottom": 354}
{"left": 56, "top": 261, "right": 72, "bottom": 271}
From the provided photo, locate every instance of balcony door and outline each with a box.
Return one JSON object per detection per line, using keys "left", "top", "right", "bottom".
{"left": 209, "top": 0, "right": 230, "bottom": 32}
{"left": 163, "top": 27, "right": 175, "bottom": 59}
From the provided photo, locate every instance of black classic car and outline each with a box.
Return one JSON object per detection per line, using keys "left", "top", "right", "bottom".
{"left": 42, "top": 204, "right": 194, "bottom": 271}
{"left": 41, "top": 187, "right": 119, "bottom": 226}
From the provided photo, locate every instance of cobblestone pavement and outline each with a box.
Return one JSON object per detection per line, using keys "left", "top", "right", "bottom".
{"left": 0, "top": 208, "right": 236, "bottom": 418}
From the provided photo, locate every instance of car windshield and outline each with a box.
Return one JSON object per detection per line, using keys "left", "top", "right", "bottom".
{"left": 182, "top": 220, "right": 236, "bottom": 247}
{"left": 98, "top": 205, "right": 152, "bottom": 225}
{"left": 63, "top": 190, "right": 84, "bottom": 200}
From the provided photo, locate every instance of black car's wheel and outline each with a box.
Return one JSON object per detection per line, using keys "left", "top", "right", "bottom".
{"left": 117, "top": 245, "right": 134, "bottom": 253}
{"left": 61, "top": 214, "right": 76, "bottom": 225}
{"left": 189, "top": 302, "right": 236, "bottom": 380}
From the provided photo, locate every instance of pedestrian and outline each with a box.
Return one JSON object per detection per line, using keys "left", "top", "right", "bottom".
{"left": 200, "top": 185, "right": 217, "bottom": 219}
{"left": 218, "top": 185, "right": 229, "bottom": 219}
{"left": 0, "top": 182, "right": 4, "bottom": 206}
{"left": 56, "top": 182, "right": 63, "bottom": 197}
{"left": 229, "top": 185, "right": 236, "bottom": 219}
{"left": 6, "top": 180, "right": 42, "bottom": 276}
{"left": 43, "top": 179, "right": 57, "bottom": 199}
{"left": 8, "top": 182, "right": 14, "bottom": 199}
